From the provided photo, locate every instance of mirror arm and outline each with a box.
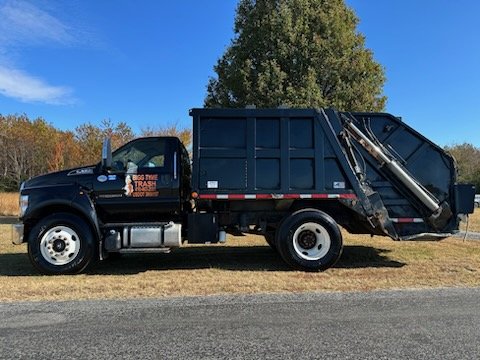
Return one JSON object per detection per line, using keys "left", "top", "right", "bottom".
{"left": 101, "top": 138, "right": 112, "bottom": 171}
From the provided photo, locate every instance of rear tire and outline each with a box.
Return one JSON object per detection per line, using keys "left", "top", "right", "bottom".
{"left": 264, "top": 229, "right": 277, "bottom": 251}
{"left": 28, "top": 213, "right": 96, "bottom": 275}
{"left": 276, "top": 209, "right": 343, "bottom": 271}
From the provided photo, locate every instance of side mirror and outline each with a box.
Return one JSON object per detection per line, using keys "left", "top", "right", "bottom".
{"left": 101, "top": 138, "right": 112, "bottom": 171}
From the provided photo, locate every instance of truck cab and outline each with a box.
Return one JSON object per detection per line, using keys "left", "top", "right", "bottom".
{"left": 14, "top": 136, "right": 191, "bottom": 274}
{"left": 93, "top": 136, "right": 190, "bottom": 223}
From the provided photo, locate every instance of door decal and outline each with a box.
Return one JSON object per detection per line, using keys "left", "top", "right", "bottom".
{"left": 124, "top": 175, "right": 134, "bottom": 196}
{"left": 124, "top": 174, "right": 159, "bottom": 197}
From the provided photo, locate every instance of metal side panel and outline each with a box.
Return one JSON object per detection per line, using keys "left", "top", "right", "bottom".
{"left": 190, "top": 108, "right": 359, "bottom": 198}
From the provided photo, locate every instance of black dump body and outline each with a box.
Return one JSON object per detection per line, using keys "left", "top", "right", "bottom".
{"left": 190, "top": 108, "right": 474, "bottom": 240}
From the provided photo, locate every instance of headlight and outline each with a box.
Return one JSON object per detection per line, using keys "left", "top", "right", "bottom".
{"left": 19, "top": 195, "right": 29, "bottom": 217}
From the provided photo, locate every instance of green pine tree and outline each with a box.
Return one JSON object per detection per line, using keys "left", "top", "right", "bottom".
{"left": 205, "top": 0, "right": 386, "bottom": 111}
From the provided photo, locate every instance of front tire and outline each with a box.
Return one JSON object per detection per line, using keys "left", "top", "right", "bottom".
{"left": 276, "top": 209, "right": 343, "bottom": 271}
{"left": 28, "top": 213, "right": 96, "bottom": 275}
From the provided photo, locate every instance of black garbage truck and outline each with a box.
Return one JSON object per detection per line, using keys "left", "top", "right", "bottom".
{"left": 11, "top": 108, "right": 475, "bottom": 274}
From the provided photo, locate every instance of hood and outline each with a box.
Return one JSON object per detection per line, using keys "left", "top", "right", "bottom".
{"left": 23, "top": 166, "right": 95, "bottom": 189}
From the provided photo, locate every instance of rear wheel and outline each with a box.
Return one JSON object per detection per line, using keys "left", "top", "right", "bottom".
{"left": 28, "top": 213, "right": 96, "bottom": 275}
{"left": 276, "top": 209, "right": 343, "bottom": 271}
{"left": 264, "top": 229, "right": 277, "bottom": 251}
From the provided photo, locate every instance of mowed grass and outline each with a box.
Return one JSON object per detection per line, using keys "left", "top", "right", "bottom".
{"left": 0, "top": 193, "right": 19, "bottom": 216}
{"left": 1, "top": 210, "right": 480, "bottom": 302}
{"left": 463, "top": 209, "right": 480, "bottom": 232}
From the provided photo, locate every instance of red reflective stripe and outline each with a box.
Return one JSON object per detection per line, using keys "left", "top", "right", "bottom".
{"left": 311, "top": 194, "right": 329, "bottom": 199}
{"left": 340, "top": 193, "right": 357, "bottom": 199}
{"left": 198, "top": 194, "right": 216, "bottom": 199}
{"left": 283, "top": 194, "right": 299, "bottom": 199}
{"left": 255, "top": 194, "right": 272, "bottom": 199}
{"left": 397, "top": 218, "right": 413, "bottom": 223}
{"left": 228, "top": 194, "right": 245, "bottom": 199}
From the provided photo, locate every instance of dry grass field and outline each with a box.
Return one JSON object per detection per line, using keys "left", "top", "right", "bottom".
{"left": 0, "top": 209, "right": 479, "bottom": 302}
{"left": 463, "top": 209, "right": 480, "bottom": 232}
{"left": 0, "top": 193, "right": 19, "bottom": 216}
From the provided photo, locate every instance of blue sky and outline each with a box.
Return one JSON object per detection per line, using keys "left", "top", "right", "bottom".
{"left": 0, "top": 0, "right": 478, "bottom": 147}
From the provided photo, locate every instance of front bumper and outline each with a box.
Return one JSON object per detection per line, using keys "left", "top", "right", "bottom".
{"left": 11, "top": 223, "right": 24, "bottom": 245}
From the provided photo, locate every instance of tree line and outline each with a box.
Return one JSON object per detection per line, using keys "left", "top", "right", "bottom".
{"left": 445, "top": 143, "right": 480, "bottom": 191}
{"left": 0, "top": 114, "right": 191, "bottom": 191}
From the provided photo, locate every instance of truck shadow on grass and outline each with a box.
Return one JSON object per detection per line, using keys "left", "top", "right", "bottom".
{"left": 0, "top": 245, "right": 405, "bottom": 276}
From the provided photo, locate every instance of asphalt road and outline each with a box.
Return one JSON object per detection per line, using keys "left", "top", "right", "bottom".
{"left": 1, "top": 288, "right": 479, "bottom": 360}
{"left": 455, "top": 231, "right": 480, "bottom": 240}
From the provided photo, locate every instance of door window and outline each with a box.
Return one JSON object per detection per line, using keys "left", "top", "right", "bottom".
{"left": 111, "top": 138, "right": 170, "bottom": 173}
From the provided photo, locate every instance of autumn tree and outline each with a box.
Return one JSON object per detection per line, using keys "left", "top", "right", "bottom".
{"left": 0, "top": 115, "right": 136, "bottom": 190}
{"left": 205, "top": 0, "right": 386, "bottom": 111}
{"left": 101, "top": 119, "right": 135, "bottom": 150}
{"left": 74, "top": 123, "right": 103, "bottom": 166}
{"left": 445, "top": 143, "right": 480, "bottom": 190}
{"left": 0, "top": 115, "right": 72, "bottom": 190}
{"left": 141, "top": 123, "right": 192, "bottom": 149}
{"left": 75, "top": 119, "right": 134, "bottom": 166}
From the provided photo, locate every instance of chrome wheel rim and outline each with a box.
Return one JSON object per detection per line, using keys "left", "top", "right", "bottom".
{"left": 39, "top": 226, "right": 81, "bottom": 266}
{"left": 292, "top": 222, "right": 331, "bottom": 261}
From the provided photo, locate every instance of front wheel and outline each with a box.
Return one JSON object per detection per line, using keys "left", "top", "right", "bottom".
{"left": 28, "top": 213, "right": 96, "bottom": 275}
{"left": 276, "top": 209, "right": 343, "bottom": 271}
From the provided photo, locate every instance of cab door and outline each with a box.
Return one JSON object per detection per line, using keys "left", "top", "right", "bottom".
{"left": 93, "top": 137, "right": 181, "bottom": 223}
